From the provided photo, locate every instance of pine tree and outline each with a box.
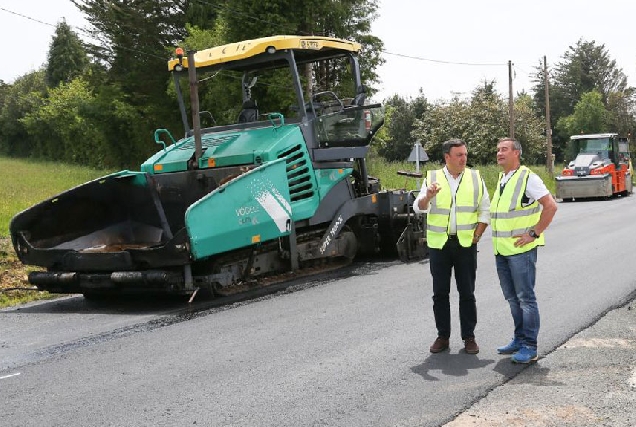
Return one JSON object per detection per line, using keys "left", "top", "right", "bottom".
{"left": 45, "top": 21, "right": 88, "bottom": 87}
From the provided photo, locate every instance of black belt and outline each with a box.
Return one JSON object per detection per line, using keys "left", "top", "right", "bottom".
{"left": 447, "top": 234, "right": 458, "bottom": 240}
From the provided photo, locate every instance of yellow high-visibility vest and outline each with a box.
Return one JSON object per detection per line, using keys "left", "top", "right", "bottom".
{"left": 426, "top": 168, "right": 483, "bottom": 249}
{"left": 490, "top": 166, "right": 544, "bottom": 255}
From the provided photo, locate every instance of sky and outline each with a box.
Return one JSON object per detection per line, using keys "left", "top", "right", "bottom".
{"left": 1, "top": 0, "right": 635, "bottom": 103}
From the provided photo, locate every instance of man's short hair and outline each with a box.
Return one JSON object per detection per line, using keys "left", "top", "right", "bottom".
{"left": 442, "top": 138, "right": 467, "bottom": 155}
{"left": 497, "top": 137, "right": 523, "bottom": 156}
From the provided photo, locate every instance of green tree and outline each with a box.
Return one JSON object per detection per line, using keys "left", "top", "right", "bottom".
{"left": 413, "top": 83, "right": 545, "bottom": 165}
{"left": 550, "top": 39, "right": 633, "bottom": 117}
{"left": 46, "top": 21, "right": 88, "bottom": 88}
{"left": 20, "top": 78, "right": 107, "bottom": 166}
{"left": 81, "top": 82, "right": 151, "bottom": 168}
{"left": 185, "top": 0, "right": 225, "bottom": 30}
{"left": 72, "top": 0, "right": 186, "bottom": 103}
{"left": 0, "top": 71, "right": 48, "bottom": 157}
{"left": 72, "top": 1, "right": 193, "bottom": 129}
{"left": 377, "top": 92, "right": 428, "bottom": 161}
{"left": 606, "top": 90, "right": 636, "bottom": 139}
{"left": 512, "top": 94, "right": 548, "bottom": 165}
{"left": 553, "top": 39, "right": 630, "bottom": 108}
{"left": 556, "top": 90, "right": 610, "bottom": 138}
{"left": 532, "top": 39, "right": 636, "bottom": 158}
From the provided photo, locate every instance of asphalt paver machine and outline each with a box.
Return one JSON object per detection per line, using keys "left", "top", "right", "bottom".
{"left": 10, "top": 35, "right": 428, "bottom": 298}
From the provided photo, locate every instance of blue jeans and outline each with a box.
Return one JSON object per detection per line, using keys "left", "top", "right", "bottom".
{"left": 495, "top": 248, "right": 540, "bottom": 349}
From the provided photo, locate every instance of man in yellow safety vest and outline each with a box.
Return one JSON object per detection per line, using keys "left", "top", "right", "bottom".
{"left": 490, "top": 137, "right": 557, "bottom": 363}
{"left": 413, "top": 139, "right": 490, "bottom": 355}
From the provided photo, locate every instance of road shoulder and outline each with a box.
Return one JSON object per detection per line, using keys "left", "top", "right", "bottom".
{"left": 446, "top": 297, "right": 636, "bottom": 427}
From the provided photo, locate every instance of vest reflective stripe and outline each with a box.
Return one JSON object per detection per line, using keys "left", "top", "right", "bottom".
{"left": 468, "top": 169, "right": 480, "bottom": 207}
{"left": 428, "top": 172, "right": 449, "bottom": 216}
{"left": 428, "top": 223, "right": 477, "bottom": 233}
{"left": 490, "top": 166, "right": 544, "bottom": 255}
{"left": 507, "top": 169, "right": 528, "bottom": 211}
{"left": 492, "top": 228, "right": 533, "bottom": 238}
{"left": 491, "top": 206, "right": 541, "bottom": 219}
{"left": 426, "top": 168, "right": 482, "bottom": 248}
{"left": 429, "top": 207, "right": 451, "bottom": 215}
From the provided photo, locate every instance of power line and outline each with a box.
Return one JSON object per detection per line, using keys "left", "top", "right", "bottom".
{"left": 0, "top": 5, "right": 168, "bottom": 62}
{"left": 0, "top": 6, "right": 55, "bottom": 28}
{"left": 381, "top": 50, "right": 507, "bottom": 67}
{"left": 513, "top": 64, "right": 536, "bottom": 79}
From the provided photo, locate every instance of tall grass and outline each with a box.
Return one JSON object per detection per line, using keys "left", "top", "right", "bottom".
{"left": 0, "top": 157, "right": 112, "bottom": 237}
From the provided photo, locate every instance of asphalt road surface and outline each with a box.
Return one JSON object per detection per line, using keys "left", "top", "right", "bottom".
{"left": 2, "top": 195, "right": 636, "bottom": 427}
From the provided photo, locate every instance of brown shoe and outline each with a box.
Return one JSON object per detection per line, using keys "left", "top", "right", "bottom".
{"left": 464, "top": 337, "right": 479, "bottom": 354}
{"left": 429, "top": 337, "right": 449, "bottom": 353}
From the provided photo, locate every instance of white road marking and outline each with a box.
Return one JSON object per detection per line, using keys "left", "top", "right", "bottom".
{"left": 0, "top": 372, "right": 21, "bottom": 380}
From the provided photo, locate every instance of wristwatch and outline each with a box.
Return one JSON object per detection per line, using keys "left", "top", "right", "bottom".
{"left": 528, "top": 229, "right": 540, "bottom": 239}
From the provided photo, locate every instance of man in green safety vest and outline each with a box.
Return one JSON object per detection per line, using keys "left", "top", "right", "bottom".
{"left": 490, "top": 137, "right": 557, "bottom": 364}
{"left": 413, "top": 139, "right": 490, "bottom": 355}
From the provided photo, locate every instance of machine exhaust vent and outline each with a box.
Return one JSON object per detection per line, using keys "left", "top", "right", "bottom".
{"left": 278, "top": 144, "right": 315, "bottom": 202}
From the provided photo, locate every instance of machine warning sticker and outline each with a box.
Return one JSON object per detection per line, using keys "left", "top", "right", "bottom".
{"left": 251, "top": 178, "right": 292, "bottom": 233}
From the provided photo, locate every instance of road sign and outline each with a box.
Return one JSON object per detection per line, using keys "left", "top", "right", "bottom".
{"left": 407, "top": 143, "right": 429, "bottom": 162}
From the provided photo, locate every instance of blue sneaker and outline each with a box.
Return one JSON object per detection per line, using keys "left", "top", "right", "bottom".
{"left": 497, "top": 338, "right": 522, "bottom": 354}
{"left": 511, "top": 346, "right": 538, "bottom": 364}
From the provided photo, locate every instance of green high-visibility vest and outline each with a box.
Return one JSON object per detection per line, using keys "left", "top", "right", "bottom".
{"left": 490, "top": 166, "right": 544, "bottom": 256}
{"left": 426, "top": 168, "right": 483, "bottom": 249}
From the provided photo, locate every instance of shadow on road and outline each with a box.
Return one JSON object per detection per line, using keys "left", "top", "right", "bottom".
{"left": 411, "top": 353, "right": 495, "bottom": 381}
{"left": 491, "top": 357, "right": 565, "bottom": 386}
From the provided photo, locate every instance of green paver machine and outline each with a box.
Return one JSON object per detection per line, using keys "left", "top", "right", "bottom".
{"left": 10, "top": 35, "right": 427, "bottom": 298}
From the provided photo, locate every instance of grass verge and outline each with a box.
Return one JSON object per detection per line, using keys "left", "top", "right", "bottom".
{"left": 0, "top": 156, "right": 111, "bottom": 236}
{"left": 0, "top": 237, "right": 55, "bottom": 308}
{"left": 1, "top": 156, "right": 110, "bottom": 307}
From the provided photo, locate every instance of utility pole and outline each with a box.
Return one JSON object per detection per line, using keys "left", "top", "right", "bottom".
{"left": 508, "top": 60, "right": 515, "bottom": 138}
{"left": 544, "top": 56, "right": 553, "bottom": 175}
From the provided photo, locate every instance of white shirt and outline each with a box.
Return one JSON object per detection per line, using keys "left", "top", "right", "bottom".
{"left": 499, "top": 169, "right": 549, "bottom": 205}
{"left": 412, "top": 167, "right": 491, "bottom": 234}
